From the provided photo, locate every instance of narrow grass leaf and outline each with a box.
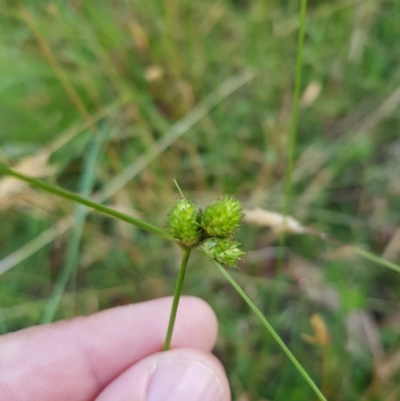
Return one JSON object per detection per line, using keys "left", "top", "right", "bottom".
{"left": 42, "top": 129, "right": 106, "bottom": 323}
{"left": 350, "top": 246, "right": 400, "bottom": 274}
{"left": 272, "top": 0, "right": 308, "bottom": 316}
{"left": 0, "top": 217, "right": 73, "bottom": 276}
{"left": 0, "top": 70, "right": 253, "bottom": 272}
{"left": 214, "top": 261, "right": 328, "bottom": 401}
{"left": 0, "top": 164, "right": 171, "bottom": 240}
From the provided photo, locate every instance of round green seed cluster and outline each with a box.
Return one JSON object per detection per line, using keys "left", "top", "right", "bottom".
{"left": 166, "top": 199, "right": 201, "bottom": 247}
{"left": 199, "top": 238, "right": 245, "bottom": 268}
{"left": 201, "top": 196, "right": 243, "bottom": 237}
{"left": 166, "top": 196, "right": 244, "bottom": 267}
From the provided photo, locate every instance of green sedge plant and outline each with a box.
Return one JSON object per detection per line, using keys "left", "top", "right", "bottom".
{"left": 1, "top": 163, "right": 400, "bottom": 399}
{"left": 3, "top": 0, "right": 400, "bottom": 399}
{"left": 0, "top": 162, "right": 327, "bottom": 401}
{"left": 163, "top": 194, "right": 245, "bottom": 351}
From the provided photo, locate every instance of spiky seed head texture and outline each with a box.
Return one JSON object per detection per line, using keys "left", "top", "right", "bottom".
{"left": 166, "top": 199, "right": 201, "bottom": 246}
{"left": 199, "top": 237, "right": 245, "bottom": 268}
{"left": 201, "top": 196, "right": 243, "bottom": 237}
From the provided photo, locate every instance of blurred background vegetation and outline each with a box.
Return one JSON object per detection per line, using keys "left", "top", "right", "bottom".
{"left": 1, "top": 0, "right": 400, "bottom": 399}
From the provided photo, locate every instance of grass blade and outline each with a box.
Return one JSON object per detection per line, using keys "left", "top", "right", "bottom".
{"left": 19, "top": 5, "right": 91, "bottom": 122}
{"left": 279, "top": 0, "right": 308, "bottom": 252}
{"left": 273, "top": 0, "right": 308, "bottom": 315}
{"left": 0, "top": 218, "right": 73, "bottom": 276}
{"left": 163, "top": 247, "right": 191, "bottom": 351}
{"left": 0, "top": 70, "right": 254, "bottom": 273}
{"left": 316, "top": 231, "right": 400, "bottom": 274}
{"left": 350, "top": 246, "right": 400, "bottom": 274}
{"left": 41, "top": 129, "right": 106, "bottom": 323}
{"left": 98, "top": 69, "right": 254, "bottom": 200}
{"left": 0, "top": 164, "right": 171, "bottom": 240}
{"left": 214, "top": 261, "right": 328, "bottom": 401}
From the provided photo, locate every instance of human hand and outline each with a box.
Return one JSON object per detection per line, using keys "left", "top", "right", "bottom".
{"left": 0, "top": 296, "right": 230, "bottom": 401}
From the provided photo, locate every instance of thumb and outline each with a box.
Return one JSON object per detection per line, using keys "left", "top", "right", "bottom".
{"left": 96, "top": 348, "right": 230, "bottom": 401}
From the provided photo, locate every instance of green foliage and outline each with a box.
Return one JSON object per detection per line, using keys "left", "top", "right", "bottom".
{"left": 1, "top": 0, "right": 400, "bottom": 400}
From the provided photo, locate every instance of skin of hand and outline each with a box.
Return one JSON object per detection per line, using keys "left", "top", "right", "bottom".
{"left": 0, "top": 296, "right": 231, "bottom": 401}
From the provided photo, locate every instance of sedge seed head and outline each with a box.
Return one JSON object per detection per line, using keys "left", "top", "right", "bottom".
{"left": 166, "top": 199, "right": 201, "bottom": 246}
{"left": 198, "top": 237, "right": 245, "bottom": 268}
{"left": 201, "top": 196, "right": 243, "bottom": 237}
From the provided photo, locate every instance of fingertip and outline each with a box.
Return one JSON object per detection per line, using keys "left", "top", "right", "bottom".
{"left": 170, "top": 296, "right": 218, "bottom": 351}
{"left": 0, "top": 296, "right": 219, "bottom": 401}
{"left": 95, "top": 348, "right": 230, "bottom": 401}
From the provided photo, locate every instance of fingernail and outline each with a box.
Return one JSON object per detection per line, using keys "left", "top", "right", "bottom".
{"left": 146, "top": 358, "right": 224, "bottom": 401}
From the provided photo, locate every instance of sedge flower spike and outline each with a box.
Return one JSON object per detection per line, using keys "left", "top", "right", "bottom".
{"left": 199, "top": 238, "right": 245, "bottom": 268}
{"left": 166, "top": 199, "right": 202, "bottom": 246}
{"left": 201, "top": 196, "right": 243, "bottom": 237}
{"left": 166, "top": 195, "right": 245, "bottom": 266}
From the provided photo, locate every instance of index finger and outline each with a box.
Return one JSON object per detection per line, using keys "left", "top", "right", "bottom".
{"left": 0, "top": 296, "right": 218, "bottom": 401}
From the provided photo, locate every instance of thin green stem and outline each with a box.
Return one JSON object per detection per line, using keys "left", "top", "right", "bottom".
{"left": 0, "top": 164, "right": 171, "bottom": 240}
{"left": 173, "top": 178, "right": 185, "bottom": 198}
{"left": 311, "top": 231, "right": 400, "bottom": 274}
{"left": 351, "top": 246, "right": 400, "bottom": 274}
{"left": 41, "top": 132, "right": 106, "bottom": 323}
{"left": 273, "top": 0, "right": 308, "bottom": 313}
{"left": 163, "top": 247, "right": 191, "bottom": 351}
{"left": 282, "top": 0, "right": 307, "bottom": 221}
{"left": 278, "top": 0, "right": 308, "bottom": 254}
{"left": 214, "top": 262, "right": 327, "bottom": 401}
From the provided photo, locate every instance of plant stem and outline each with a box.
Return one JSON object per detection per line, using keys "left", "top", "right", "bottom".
{"left": 215, "top": 262, "right": 327, "bottom": 401}
{"left": 163, "top": 247, "right": 191, "bottom": 351}
{"left": 305, "top": 229, "right": 400, "bottom": 274}
{"left": 351, "top": 246, "right": 400, "bottom": 274}
{"left": 273, "top": 0, "right": 308, "bottom": 312}
{"left": 282, "top": 0, "right": 307, "bottom": 223}
{"left": 41, "top": 132, "right": 106, "bottom": 323}
{"left": 0, "top": 164, "right": 171, "bottom": 240}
